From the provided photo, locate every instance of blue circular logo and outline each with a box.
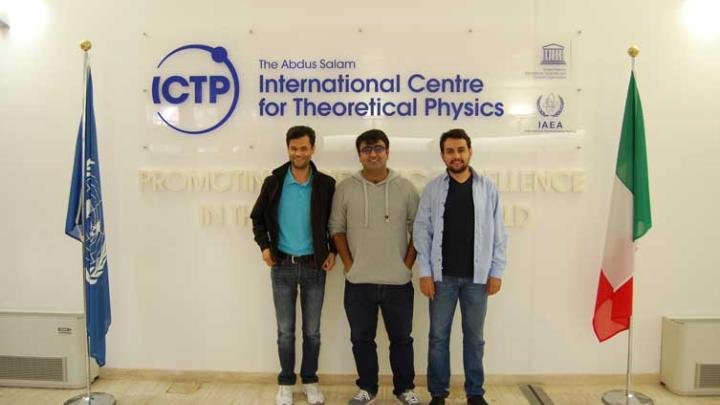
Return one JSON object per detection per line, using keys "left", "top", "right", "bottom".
{"left": 152, "top": 44, "right": 240, "bottom": 135}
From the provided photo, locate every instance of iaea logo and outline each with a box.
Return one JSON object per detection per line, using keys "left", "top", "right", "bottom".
{"left": 151, "top": 44, "right": 240, "bottom": 135}
{"left": 536, "top": 93, "right": 564, "bottom": 117}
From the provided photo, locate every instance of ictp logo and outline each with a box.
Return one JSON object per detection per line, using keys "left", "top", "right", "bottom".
{"left": 151, "top": 45, "right": 240, "bottom": 135}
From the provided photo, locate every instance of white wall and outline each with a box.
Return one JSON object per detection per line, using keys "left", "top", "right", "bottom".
{"left": 1, "top": 0, "right": 719, "bottom": 376}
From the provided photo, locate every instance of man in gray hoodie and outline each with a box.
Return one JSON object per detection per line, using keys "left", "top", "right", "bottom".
{"left": 330, "top": 129, "right": 421, "bottom": 405}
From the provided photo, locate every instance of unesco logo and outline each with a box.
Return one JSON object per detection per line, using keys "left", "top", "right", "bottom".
{"left": 540, "top": 43, "right": 566, "bottom": 65}
{"left": 151, "top": 44, "right": 240, "bottom": 135}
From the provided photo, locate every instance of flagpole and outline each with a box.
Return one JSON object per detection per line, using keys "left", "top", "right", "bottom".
{"left": 64, "top": 40, "right": 116, "bottom": 405}
{"left": 627, "top": 316, "right": 634, "bottom": 402}
{"left": 82, "top": 41, "right": 92, "bottom": 403}
{"left": 601, "top": 45, "right": 654, "bottom": 405}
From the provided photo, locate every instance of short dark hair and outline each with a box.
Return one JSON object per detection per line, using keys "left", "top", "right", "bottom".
{"left": 440, "top": 128, "right": 472, "bottom": 152}
{"left": 355, "top": 129, "right": 389, "bottom": 153}
{"left": 286, "top": 125, "right": 316, "bottom": 147}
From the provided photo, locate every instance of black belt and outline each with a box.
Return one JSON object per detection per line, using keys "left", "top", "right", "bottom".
{"left": 277, "top": 252, "right": 315, "bottom": 265}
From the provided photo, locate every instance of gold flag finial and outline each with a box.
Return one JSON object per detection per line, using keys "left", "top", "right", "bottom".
{"left": 80, "top": 40, "right": 92, "bottom": 52}
{"left": 628, "top": 45, "right": 639, "bottom": 58}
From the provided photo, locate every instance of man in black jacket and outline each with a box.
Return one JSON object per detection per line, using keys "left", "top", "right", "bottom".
{"left": 250, "top": 126, "right": 336, "bottom": 405}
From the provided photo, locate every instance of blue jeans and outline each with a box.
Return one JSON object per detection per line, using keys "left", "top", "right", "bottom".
{"left": 344, "top": 281, "right": 415, "bottom": 396}
{"left": 427, "top": 276, "right": 488, "bottom": 398}
{"left": 271, "top": 262, "right": 326, "bottom": 385}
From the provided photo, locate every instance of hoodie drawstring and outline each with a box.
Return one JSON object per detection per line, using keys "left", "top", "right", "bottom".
{"left": 355, "top": 170, "right": 395, "bottom": 228}
{"left": 362, "top": 180, "right": 369, "bottom": 228}
{"left": 384, "top": 182, "right": 390, "bottom": 223}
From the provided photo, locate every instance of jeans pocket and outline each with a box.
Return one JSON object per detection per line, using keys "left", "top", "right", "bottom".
{"left": 305, "top": 266, "right": 326, "bottom": 285}
{"left": 271, "top": 265, "right": 295, "bottom": 283}
{"left": 343, "top": 281, "right": 356, "bottom": 309}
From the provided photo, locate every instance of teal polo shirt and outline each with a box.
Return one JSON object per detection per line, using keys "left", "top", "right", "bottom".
{"left": 277, "top": 167, "right": 314, "bottom": 256}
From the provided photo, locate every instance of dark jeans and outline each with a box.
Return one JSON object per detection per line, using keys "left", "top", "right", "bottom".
{"left": 344, "top": 281, "right": 415, "bottom": 396}
{"left": 271, "top": 262, "right": 326, "bottom": 385}
{"left": 427, "top": 276, "right": 488, "bottom": 398}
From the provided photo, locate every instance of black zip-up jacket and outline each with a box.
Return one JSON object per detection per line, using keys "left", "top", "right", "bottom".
{"left": 250, "top": 161, "right": 336, "bottom": 268}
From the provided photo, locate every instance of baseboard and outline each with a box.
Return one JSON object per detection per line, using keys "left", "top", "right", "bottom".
{"left": 100, "top": 368, "right": 659, "bottom": 386}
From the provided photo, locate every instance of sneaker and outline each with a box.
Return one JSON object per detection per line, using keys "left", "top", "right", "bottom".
{"left": 467, "top": 395, "right": 489, "bottom": 405}
{"left": 303, "top": 383, "right": 325, "bottom": 405}
{"left": 429, "top": 397, "right": 446, "bottom": 405}
{"left": 348, "top": 388, "right": 376, "bottom": 405}
{"left": 396, "top": 389, "right": 422, "bottom": 405}
{"left": 275, "top": 385, "right": 293, "bottom": 405}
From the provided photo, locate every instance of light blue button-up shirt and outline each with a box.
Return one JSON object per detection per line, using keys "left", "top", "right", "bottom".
{"left": 413, "top": 168, "right": 508, "bottom": 284}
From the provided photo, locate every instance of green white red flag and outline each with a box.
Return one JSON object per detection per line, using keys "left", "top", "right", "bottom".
{"left": 593, "top": 72, "right": 652, "bottom": 342}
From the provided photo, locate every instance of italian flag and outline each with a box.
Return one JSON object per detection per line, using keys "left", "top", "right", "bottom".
{"left": 593, "top": 72, "right": 652, "bottom": 342}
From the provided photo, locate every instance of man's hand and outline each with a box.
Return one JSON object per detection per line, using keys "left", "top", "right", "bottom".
{"left": 332, "top": 233, "right": 353, "bottom": 274}
{"left": 487, "top": 277, "right": 502, "bottom": 295}
{"left": 262, "top": 248, "right": 276, "bottom": 267}
{"left": 419, "top": 276, "right": 435, "bottom": 300}
{"left": 342, "top": 259, "right": 353, "bottom": 273}
{"left": 403, "top": 241, "right": 417, "bottom": 271}
{"left": 322, "top": 253, "right": 336, "bottom": 272}
{"left": 404, "top": 257, "right": 414, "bottom": 271}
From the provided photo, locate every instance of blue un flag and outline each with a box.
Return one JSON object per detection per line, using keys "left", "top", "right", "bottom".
{"left": 65, "top": 69, "right": 111, "bottom": 367}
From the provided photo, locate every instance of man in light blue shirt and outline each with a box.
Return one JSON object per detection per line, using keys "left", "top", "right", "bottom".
{"left": 413, "top": 129, "right": 508, "bottom": 405}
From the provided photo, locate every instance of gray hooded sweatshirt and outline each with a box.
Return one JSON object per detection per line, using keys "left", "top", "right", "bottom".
{"left": 329, "top": 169, "right": 420, "bottom": 285}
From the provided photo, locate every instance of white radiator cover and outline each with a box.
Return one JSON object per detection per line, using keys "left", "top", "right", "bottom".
{"left": 0, "top": 311, "right": 99, "bottom": 388}
{"left": 660, "top": 316, "right": 720, "bottom": 395}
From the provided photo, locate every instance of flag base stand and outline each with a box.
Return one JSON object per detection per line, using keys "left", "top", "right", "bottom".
{"left": 64, "top": 392, "right": 116, "bottom": 405}
{"left": 601, "top": 390, "right": 654, "bottom": 405}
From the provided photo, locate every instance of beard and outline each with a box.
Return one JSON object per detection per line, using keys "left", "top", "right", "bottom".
{"left": 447, "top": 160, "right": 468, "bottom": 174}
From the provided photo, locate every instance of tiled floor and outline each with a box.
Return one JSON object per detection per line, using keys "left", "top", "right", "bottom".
{"left": 1, "top": 379, "right": 720, "bottom": 405}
